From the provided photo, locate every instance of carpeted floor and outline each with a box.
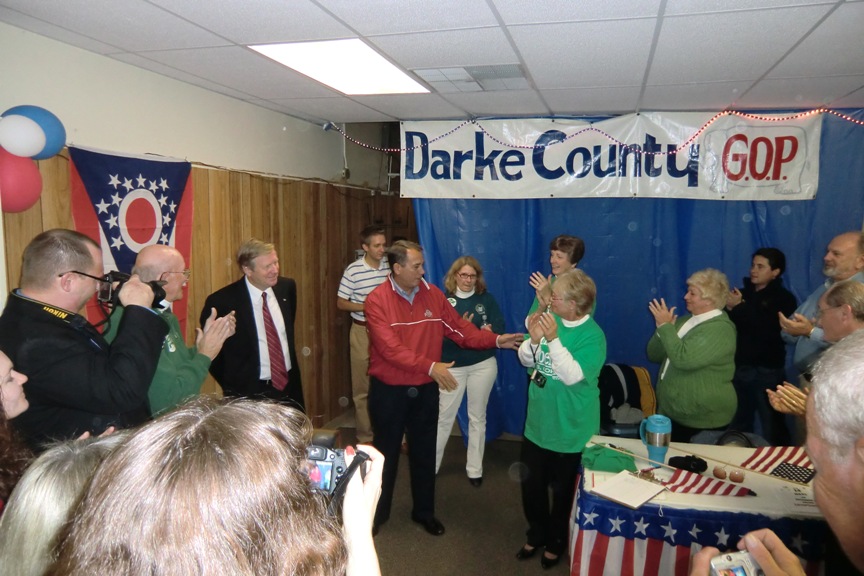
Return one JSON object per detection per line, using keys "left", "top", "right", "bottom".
{"left": 334, "top": 420, "right": 571, "bottom": 576}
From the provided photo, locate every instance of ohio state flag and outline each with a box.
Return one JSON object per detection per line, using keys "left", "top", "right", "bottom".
{"left": 69, "top": 146, "right": 194, "bottom": 331}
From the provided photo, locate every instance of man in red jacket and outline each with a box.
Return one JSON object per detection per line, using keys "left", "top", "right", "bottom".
{"left": 365, "top": 240, "right": 522, "bottom": 536}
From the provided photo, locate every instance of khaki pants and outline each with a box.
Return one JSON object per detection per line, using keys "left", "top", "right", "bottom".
{"left": 350, "top": 322, "right": 373, "bottom": 442}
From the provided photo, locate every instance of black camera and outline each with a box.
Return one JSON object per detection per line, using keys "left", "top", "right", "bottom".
{"left": 305, "top": 445, "right": 371, "bottom": 498}
{"left": 98, "top": 271, "right": 166, "bottom": 308}
{"left": 530, "top": 368, "right": 547, "bottom": 388}
{"left": 306, "top": 445, "right": 350, "bottom": 494}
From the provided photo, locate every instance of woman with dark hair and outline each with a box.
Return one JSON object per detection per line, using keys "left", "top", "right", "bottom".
{"left": 527, "top": 234, "right": 585, "bottom": 313}
{"left": 0, "top": 350, "right": 31, "bottom": 513}
{"left": 49, "top": 397, "right": 384, "bottom": 576}
{"left": 516, "top": 269, "right": 606, "bottom": 569}
{"left": 726, "top": 248, "right": 797, "bottom": 444}
{"left": 435, "top": 256, "right": 505, "bottom": 487}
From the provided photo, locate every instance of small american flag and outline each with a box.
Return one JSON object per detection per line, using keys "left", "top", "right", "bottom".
{"left": 740, "top": 446, "right": 813, "bottom": 473}
{"left": 664, "top": 469, "right": 751, "bottom": 497}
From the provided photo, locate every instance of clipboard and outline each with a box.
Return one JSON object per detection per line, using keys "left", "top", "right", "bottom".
{"left": 591, "top": 470, "right": 667, "bottom": 509}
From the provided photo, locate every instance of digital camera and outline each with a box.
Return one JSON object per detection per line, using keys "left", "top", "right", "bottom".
{"left": 709, "top": 551, "right": 764, "bottom": 576}
{"left": 305, "top": 445, "right": 350, "bottom": 495}
{"left": 530, "top": 368, "right": 547, "bottom": 388}
{"left": 97, "top": 271, "right": 166, "bottom": 308}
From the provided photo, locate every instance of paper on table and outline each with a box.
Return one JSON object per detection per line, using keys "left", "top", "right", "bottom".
{"left": 591, "top": 470, "right": 667, "bottom": 509}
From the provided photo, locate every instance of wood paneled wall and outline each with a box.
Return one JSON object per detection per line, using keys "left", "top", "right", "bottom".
{"left": 3, "top": 152, "right": 416, "bottom": 427}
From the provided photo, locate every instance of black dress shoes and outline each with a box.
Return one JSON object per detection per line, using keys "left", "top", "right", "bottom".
{"left": 468, "top": 476, "right": 483, "bottom": 487}
{"left": 515, "top": 545, "right": 538, "bottom": 560}
{"left": 540, "top": 552, "right": 560, "bottom": 570}
{"left": 411, "top": 516, "right": 445, "bottom": 536}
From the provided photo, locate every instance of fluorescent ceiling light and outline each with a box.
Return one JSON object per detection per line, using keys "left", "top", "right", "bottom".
{"left": 250, "top": 39, "right": 429, "bottom": 96}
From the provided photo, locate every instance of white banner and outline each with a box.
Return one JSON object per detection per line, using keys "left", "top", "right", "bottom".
{"left": 400, "top": 112, "right": 821, "bottom": 200}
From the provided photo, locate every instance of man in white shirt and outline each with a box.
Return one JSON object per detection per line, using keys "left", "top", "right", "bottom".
{"left": 337, "top": 225, "right": 389, "bottom": 442}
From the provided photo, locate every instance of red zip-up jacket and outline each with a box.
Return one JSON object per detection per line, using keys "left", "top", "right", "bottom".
{"left": 365, "top": 276, "right": 499, "bottom": 385}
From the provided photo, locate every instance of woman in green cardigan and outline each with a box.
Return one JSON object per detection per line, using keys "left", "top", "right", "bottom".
{"left": 647, "top": 268, "right": 737, "bottom": 443}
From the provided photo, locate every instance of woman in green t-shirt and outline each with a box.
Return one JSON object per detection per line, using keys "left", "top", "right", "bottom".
{"left": 515, "top": 269, "right": 606, "bottom": 569}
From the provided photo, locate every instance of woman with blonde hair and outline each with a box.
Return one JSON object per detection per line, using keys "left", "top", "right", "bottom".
{"left": 516, "top": 269, "right": 606, "bottom": 569}
{"left": 435, "top": 255, "right": 505, "bottom": 487}
{"left": 48, "top": 397, "right": 383, "bottom": 576}
{"left": 0, "top": 433, "right": 127, "bottom": 576}
{"left": 648, "top": 268, "right": 737, "bottom": 442}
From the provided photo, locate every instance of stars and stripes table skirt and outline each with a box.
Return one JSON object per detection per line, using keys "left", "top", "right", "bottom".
{"left": 570, "top": 473, "right": 827, "bottom": 576}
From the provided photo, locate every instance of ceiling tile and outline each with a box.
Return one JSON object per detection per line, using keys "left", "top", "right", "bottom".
{"left": 148, "top": 0, "right": 352, "bottom": 44}
{"left": 649, "top": 6, "right": 834, "bottom": 84}
{"left": 442, "top": 90, "right": 550, "bottom": 118}
{"left": 318, "top": 0, "right": 499, "bottom": 35}
{"left": 642, "top": 81, "right": 753, "bottom": 111}
{"left": 542, "top": 86, "right": 642, "bottom": 115}
{"left": 138, "top": 46, "right": 340, "bottom": 99}
{"left": 769, "top": 2, "right": 864, "bottom": 77}
{"left": 369, "top": 28, "right": 519, "bottom": 70}
{"left": 352, "top": 93, "right": 468, "bottom": 121}
{"left": 0, "top": 0, "right": 227, "bottom": 51}
{"left": 737, "top": 75, "right": 864, "bottom": 109}
{"left": 269, "top": 96, "right": 398, "bottom": 123}
{"left": 0, "top": 6, "right": 119, "bottom": 53}
{"left": 510, "top": 20, "right": 656, "bottom": 88}
{"left": 493, "top": 0, "right": 661, "bottom": 23}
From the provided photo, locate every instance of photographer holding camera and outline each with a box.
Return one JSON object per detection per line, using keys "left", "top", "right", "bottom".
{"left": 0, "top": 229, "right": 167, "bottom": 451}
{"left": 103, "top": 244, "right": 236, "bottom": 416}
{"left": 50, "top": 397, "right": 385, "bottom": 576}
{"left": 690, "top": 330, "right": 864, "bottom": 576}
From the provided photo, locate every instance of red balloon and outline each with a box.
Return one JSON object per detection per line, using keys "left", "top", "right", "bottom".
{"left": 0, "top": 146, "right": 42, "bottom": 213}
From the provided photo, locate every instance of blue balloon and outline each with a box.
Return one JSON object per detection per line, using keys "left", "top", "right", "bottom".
{"left": 2, "top": 105, "right": 66, "bottom": 159}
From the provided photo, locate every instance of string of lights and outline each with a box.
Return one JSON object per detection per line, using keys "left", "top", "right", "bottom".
{"left": 324, "top": 107, "right": 864, "bottom": 157}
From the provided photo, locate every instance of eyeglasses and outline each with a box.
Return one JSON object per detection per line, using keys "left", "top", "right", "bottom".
{"left": 457, "top": 273, "right": 477, "bottom": 280}
{"left": 159, "top": 269, "right": 192, "bottom": 281}
{"left": 58, "top": 270, "right": 111, "bottom": 286}
{"left": 815, "top": 304, "right": 842, "bottom": 320}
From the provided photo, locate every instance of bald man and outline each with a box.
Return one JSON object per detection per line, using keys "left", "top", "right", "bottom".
{"left": 780, "top": 231, "right": 864, "bottom": 377}
{"left": 104, "top": 244, "right": 236, "bottom": 415}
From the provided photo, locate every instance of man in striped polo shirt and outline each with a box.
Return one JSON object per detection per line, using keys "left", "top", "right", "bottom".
{"left": 337, "top": 225, "right": 389, "bottom": 442}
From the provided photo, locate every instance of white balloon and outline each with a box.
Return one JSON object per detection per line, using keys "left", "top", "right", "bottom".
{"left": 0, "top": 114, "right": 47, "bottom": 158}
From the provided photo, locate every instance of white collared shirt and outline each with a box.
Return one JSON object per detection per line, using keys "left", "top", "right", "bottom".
{"left": 244, "top": 278, "right": 292, "bottom": 380}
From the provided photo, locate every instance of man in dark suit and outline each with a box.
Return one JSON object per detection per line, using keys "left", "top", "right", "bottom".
{"left": 200, "top": 239, "right": 304, "bottom": 410}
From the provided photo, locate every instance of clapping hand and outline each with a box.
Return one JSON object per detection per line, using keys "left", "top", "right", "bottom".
{"left": 778, "top": 312, "right": 814, "bottom": 337}
{"left": 527, "top": 312, "right": 557, "bottom": 343}
{"left": 197, "top": 308, "right": 237, "bottom": 360}
{"left": 648, "top": 298, "right": 677, "bottom": 327}
{"left": 529, "top": 272, "right": 552, "bottom": 309}
{"left": 767, "top": 382, "right": 809, "bottom": 417}
{"left": 727, "top": 287, "right": 743, "bottom": 309}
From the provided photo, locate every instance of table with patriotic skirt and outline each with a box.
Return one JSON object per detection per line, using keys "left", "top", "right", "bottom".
{"left": 570, "top": 436, "right": 828, "bottom": 576}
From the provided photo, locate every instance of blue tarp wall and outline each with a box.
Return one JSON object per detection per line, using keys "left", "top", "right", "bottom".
{"left": 413, "top": 109, "right": 864, "bottom": 441}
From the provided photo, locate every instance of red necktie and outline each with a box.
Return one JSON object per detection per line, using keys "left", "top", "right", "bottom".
{"left": 262, "top": 292, "right": 289, "bottom": 391}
